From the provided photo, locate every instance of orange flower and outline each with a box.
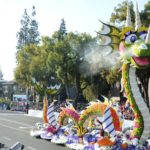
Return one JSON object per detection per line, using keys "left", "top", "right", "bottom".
{"left": 110, "top": 108, "right": 121, "bottom": 131}
{"left": 42, "top": 96, "right": 48, "bottom": 123}
{"left": 97, "top": 137, "right": 115, "bottom": 146}
{"left": 99, "top": 104, "right": 107, "bottom": 115}
{"left": 121, "top": 143, "right": 128, "bottom": 149}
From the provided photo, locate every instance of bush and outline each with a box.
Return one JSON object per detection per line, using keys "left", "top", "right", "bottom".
{"left": 0, "top": 97, "right": 11, "bottom": 105}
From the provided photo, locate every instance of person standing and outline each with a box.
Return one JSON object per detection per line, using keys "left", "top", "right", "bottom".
{"left": 26, "top": 103, "right": 29, "bottom": 114}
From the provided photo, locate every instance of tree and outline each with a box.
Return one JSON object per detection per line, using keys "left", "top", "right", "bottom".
{"left": 109, "top": 0, "right": 135, "bottom": 27}
{"left": 29, "top": 6, "right": 40, "bottom": 44}
{"left": 16, "top": 9, "right": 30, "bottom": 49}
{"left": 16, "top": 6, "right": 40, "bottom": 50}
{"left": 49, "top": 32, "right": 71, "bottom": 99}
{"left": 46, "top": 19, "right": 72, "bottom": 99}
{"left": 58, "top": 18, "right": 67, "bottom": 38}
{"left": 66, "top": 32, "right": 93, "bottom": 106}
{"left": 15, "top": 6, "right": 40, "bottom": 103}
{"left": 15, "top": 44, "right": 38, "bottom": 87}
{"left": 141, "top": 1, "right": 150, "bottom": 26}
{"left": 0, "top": 68, "right": 3, "bottom": 80}
{"left": 15, "top": 40, "right": 59, "bottom": 102}
{"left": 46, "top": 29, "right": 93, "bottom": 105}
{"left": 109, "top": 0, "right": 150, "bottom": 28}
{"left": 29, "top": 45, "right": 59, "bottom": 99}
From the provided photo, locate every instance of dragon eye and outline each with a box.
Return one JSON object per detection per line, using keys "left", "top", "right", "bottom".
{"left": 125, "top": 34, "right": 137, "bottom": 44}
{"left": 139, "top": 32, "right": 147, "bottom": 41}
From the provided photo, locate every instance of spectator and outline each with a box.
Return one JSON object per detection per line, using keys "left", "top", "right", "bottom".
{"left": 26, "top": 103, "right": 29, "bottom": 114}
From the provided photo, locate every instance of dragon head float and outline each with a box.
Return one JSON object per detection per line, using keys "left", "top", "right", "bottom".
{"left": 98, "top": 2, "right": 150, "bottom": 69}
{"left": 98, "top": 2, "right": 150, "bottom": 143}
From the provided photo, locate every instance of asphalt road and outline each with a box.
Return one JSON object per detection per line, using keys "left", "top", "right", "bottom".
{"left": 0, "top": 110, "right": 68, "bottom": 150}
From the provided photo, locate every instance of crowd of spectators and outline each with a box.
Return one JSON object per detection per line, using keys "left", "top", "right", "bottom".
{"left": 120, "top": 99, "right": 134, "bottom": 120}
{"left": 56, "top": 97, "right": 135, "bottom": 120}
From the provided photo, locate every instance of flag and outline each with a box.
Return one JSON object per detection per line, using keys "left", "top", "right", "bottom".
{"left": 47, "top": 102, "right": 57, "bottom": 127}
{"left": 102, "top": 106, "right": 116, "bottom": 137}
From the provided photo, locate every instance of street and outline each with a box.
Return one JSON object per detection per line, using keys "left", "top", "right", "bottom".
{"left": 0, "top": 111, "right": 68, "bottom": 150}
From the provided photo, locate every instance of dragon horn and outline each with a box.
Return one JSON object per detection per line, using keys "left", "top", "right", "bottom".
{"left": 145, "top": 25, "right": 150, "bottom": 44}
{"left": 135, "top": 1, "right": 141, "bottom": 30}
{"left": 125, "top": 1, "right": 132, "bottom": 27}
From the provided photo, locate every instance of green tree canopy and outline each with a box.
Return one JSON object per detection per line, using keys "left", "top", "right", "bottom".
{"left": 141, "top": 1, "right": 150, "bottom": 26}
{"left": 110, "top": 1, "right": 135, "bottom": 27}
{"left": 110, "top": 0, "right": 150, "bottom": 28}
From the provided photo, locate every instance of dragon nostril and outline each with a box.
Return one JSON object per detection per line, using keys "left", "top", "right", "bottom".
{"left": 139, "top": 44, "right": 148, "bottom": 50}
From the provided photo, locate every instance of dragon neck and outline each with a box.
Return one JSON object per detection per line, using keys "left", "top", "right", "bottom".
{"left": 122, "top": 63, "right": 150, "bottom": 142}
{"left": 122, "top": 63, "right": 144, "bottom": 139}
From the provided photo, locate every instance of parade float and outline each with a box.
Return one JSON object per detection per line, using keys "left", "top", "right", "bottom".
{"left": 30, "top": 2, "right": 150, "bottom": 150}
{"left": 96, "top": 0, "right": 150, "bottom": 144}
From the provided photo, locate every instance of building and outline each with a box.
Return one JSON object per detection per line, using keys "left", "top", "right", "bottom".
{"left": 0, "top": 80, "right": 26, "bottom": 101}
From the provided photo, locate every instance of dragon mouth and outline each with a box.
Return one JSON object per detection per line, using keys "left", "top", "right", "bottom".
{"left": 133, "top": 57, "right": 150, "bottom": 66}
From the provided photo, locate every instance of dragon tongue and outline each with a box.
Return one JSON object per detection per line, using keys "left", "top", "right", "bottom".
{"left": 133, "top": 57, "right": 150, "bottom": 65}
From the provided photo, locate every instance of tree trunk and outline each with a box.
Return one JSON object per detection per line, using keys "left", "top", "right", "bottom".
{"left": 74, "top": 70, "right": 82, "bottom": 109}
{"left": 64, "top": 72, "right": 70, "bottom": 99}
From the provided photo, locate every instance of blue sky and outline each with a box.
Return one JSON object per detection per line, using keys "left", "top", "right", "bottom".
{"left": 0, "top": 0, "right": 148, "bottom": 80}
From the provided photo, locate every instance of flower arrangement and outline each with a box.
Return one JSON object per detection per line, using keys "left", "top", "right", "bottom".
{"left": 42, "top": 96, "right": 48, "bottom": 123}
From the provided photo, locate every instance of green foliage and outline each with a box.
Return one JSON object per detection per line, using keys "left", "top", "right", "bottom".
{"left": 110, "top": 0, "right": 150, "bottom": 28}
{"left": 110, "top": 1, "right": 135, "bottom": 27}
{"left": 16, "top": 6, "right": 40, "bottom": 50}
{"left": 141, "top": 1, "right": 150, "bottom": 27}
{"left": 29, "top": 6, "right": 40, "bottom": 44}
{"left": 30, "top": 45, "right": 59, "bottom": 95}
{"left": 15, "top": 14, "right": 124, "bottom": 102}
{"left": 82, "top": 74, "right": 111, "bottom": 101}
{"left": 82, "top": 84, "right": 98, "bottom": 101}
{"left": 15, "top": 35, "right": 60, "bottom": 97}
{"left": 15, "top": 44, "right": 38, "bottom": 86}
{"left": 46, "top": 28, "right": 94, "bottom": 102}
{"left": 15, "top": 6, "right": 40, "bottom": 88}
{"left": 0, "top": 98, "right": 11, "bottom": 105}
{"left": 100, "top": 68, "right": 121, "bottom": 85}
{"left": 58, "top": 18, "right": 67, "bottom": 39}
{"left": 16, "top": 9, "right": 30, "bottom": 49}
